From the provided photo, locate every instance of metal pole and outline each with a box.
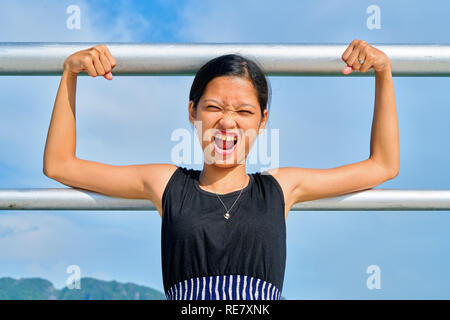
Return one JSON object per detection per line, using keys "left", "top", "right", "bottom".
{"left": 1, "top": 43, "right": 449, "bottom": 213}
{"left": 1, "top": 188, "right": 450, "bottom": 211}
{"left": 1, "top": 42, "right": 450, "bottom": 76}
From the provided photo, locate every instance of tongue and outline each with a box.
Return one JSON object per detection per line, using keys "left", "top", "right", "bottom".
{"left": 215, "top": 138, "right": 235, "bottom": 150}
{"left": 224, "top": 140, "right": 234, "bottom": 149}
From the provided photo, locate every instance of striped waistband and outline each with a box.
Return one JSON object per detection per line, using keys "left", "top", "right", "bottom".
{"left": 166, "top": 275, "right": 281, "bottom": 300}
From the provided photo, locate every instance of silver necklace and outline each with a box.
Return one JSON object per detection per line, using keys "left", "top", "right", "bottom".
{"left": 200, "top": 173, "right": 248, "bottom": 220}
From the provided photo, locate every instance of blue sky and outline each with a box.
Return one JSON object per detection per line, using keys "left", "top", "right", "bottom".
{"left": 0, "top": 0, "right": 449, "bottom": 299}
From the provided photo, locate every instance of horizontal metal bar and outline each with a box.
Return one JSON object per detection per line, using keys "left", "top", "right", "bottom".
{"left": 1, "top": 188, "right": 450, "bottom": 211}
{"left": 1, "top": 42, "right": 450, "bottom": 76}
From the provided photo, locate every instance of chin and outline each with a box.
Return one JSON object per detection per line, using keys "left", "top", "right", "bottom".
{"left": 212, "top": 159, "right": 242, "bottom": 168}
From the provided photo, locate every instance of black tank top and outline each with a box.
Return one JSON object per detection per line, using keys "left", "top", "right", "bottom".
{"left": 161, "top": 166, "right": 286, "bottom": 300}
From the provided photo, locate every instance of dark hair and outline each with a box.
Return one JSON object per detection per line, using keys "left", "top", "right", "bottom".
{"left": 189, "top": 53, "right": 271, "bottom": 121}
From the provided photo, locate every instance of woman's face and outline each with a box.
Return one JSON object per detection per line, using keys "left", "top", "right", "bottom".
{"left": 189, "top": 75, "right": 268, "bottom": 168}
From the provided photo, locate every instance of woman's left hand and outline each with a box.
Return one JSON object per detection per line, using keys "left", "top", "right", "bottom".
{"left": 341, "top": 39, "right": 392, "bottom": 75}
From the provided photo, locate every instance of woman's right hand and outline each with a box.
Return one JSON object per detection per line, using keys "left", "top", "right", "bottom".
{"left": 63, "top": 44, "right": 117, "bottom": 80}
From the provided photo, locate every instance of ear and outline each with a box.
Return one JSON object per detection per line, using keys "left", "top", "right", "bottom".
{"left": 188, "top": 100, "right": 196, "bottom": 126}
{"left": 258, "top": 109, "right": 268, "bottom": 134}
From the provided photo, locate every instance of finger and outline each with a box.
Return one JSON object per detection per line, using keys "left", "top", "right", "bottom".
{"left": 341, "top": 39, "right": 359, "bottom": 61}
{"left": 346, "top": 45, "right": 363, "bottom": 70}
{"left": 104, "top": 71, "right": 113, "bottom": 80}
{"left": 359, "top": 50, "right": 371, "bottom": 73}
{"left": 91, "top": 53, "right": 106, "bottom": 76}
{"left": 353, "top": 48, "right": 367, "bottom": 71}
{"left": 350, "top": 42, "right": 370, "bottom": 70}
{"left": 96, "top": 48, "right": 113, "bottom": 80}
{"left": 99, "top": 45, "right": 117, "bottom": 69}
{"left": 99, "top": 52, "right": 112, "bottom": 73}
{"left": 342, "top": 66, "right": 353, "bottom": 75}
{"left": 83, "top": 57, "right": 97, "bottom": 77}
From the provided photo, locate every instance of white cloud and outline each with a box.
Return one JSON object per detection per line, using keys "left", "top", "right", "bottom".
{"left": 0, "top": 0, "right": 151, "bottom": 42}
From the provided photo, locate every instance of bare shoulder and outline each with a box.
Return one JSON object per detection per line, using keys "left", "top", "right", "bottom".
{"left": 140, "top": 163, "right": 179, "bottom": 218}
{"left": 266, "top": 159, "right": 393, "bottom": 217}
{"left": 264, "top": 167, "right": 300, "bottom": 219}
{"left": 266, "top": 166, "right": 310, "bottom": 190}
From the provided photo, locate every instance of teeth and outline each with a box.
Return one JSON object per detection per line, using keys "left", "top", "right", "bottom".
{"left": 215, "top": 134, "right": 237, "bottom": 141}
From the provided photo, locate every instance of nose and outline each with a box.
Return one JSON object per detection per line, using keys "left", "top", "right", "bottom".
{"left": 218, "top": 110, "right": 237, "bottom": 127}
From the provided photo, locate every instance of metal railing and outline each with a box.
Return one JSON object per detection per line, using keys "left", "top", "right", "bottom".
{"left": 0, "top": 42, "right": 449, "bottom": 212}
{"left": 1, "top": 188, "right": 450, "bottom": 211}
{"left": 1, "top": 42, "right": 450, "bottom": 76}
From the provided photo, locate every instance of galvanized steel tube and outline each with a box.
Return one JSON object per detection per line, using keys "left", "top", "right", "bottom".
{"left": 1, "top": 188, "right": 450, "bottom": 211}
{"left": 1, "top": 42, "right": 450, "bottom": 76}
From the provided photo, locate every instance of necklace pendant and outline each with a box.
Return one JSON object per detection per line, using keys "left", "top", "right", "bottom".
{"left": 224, "top": 212, "right": 230, "bottom": 219}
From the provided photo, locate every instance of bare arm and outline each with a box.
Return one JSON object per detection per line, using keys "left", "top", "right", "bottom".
{"left": 269, "top": 39, "right": 400, "bottom": 218}
{"left": 343, "top": 39, "right": 399, "bottom": 175}
{"left": 369, "top": 65, "right": 399, "bottom": 176}
{"left": 43, "top": 69, "right": 78, "bottom": 173}
{"left": 42, "top": 45, "right": 176, "bottom": 217}
{"left": 43, "top": 44, "right": 115, "bottom": 173}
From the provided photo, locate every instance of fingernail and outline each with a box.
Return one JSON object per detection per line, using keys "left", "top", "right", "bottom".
{"left": 342, "top": 66, "right": 353, "bottom": 75}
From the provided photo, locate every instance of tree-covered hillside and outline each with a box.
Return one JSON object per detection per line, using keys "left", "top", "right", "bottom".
{"left": 0, "top": 277, "right": 166, "bottom": 300}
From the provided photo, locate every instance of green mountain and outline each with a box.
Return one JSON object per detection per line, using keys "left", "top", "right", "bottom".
{"left": 0, "top": 276, "right": 287, "bottom": 300}
{"left": 0, "top": 277, "right": 166, "bottom": 300}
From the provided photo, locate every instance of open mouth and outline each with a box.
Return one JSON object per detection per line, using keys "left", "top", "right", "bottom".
{"left": 213, "top": 132, "right": 238, "bottom": 155}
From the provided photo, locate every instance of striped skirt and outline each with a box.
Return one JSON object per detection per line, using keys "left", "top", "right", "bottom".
{"left": 166, "top": 275, "right": 281, "bottom": 300}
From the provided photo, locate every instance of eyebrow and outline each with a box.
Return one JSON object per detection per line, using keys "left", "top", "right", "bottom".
{"left": 202, "top": 98, "right": 256, "bottom": 109}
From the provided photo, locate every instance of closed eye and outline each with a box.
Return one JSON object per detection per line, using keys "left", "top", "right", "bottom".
{"left": 207, "top": 105, "right": 253, "bottom": 114}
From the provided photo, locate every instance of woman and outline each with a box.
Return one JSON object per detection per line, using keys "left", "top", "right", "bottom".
{"left": 43, "top": 39, "right": 399, "bottom": 300}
